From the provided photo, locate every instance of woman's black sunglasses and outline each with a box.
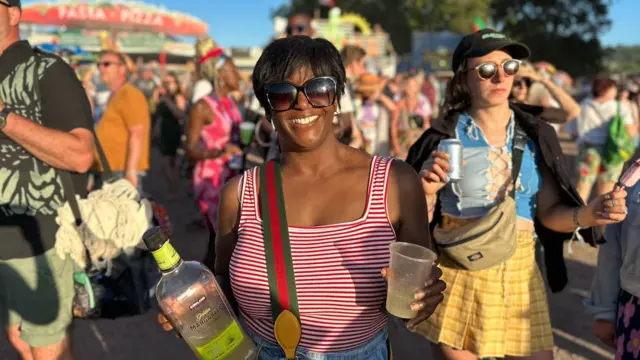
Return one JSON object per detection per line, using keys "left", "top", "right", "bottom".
{"left": 465, "top": 59, "right": 522, "bottom": 80}
{"left": 264, "top": 76, "right": 337, "bottom": 112}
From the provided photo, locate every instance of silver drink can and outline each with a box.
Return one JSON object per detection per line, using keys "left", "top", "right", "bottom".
{"left": 438, "top": 139, "right": 463, "bottom": 182}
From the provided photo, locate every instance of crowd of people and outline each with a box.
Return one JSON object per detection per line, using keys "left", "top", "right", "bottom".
{"left": 2, "top": 1, "right": 640, "bottom": 359}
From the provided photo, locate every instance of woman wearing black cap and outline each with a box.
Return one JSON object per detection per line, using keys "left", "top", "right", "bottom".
{"left": 406, "top": 29, "right": 628, "bottom": 360}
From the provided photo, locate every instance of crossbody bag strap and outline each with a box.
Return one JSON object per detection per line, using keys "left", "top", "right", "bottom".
{"left": 31, "top": 51, "right": 92, "bottom": 268}
{"left": 259, "top": 160, "right": 300, "bottom": 322}
{"left": 588, "top": 102, "right": 610, "bottom": 124}
{"left": 510, "top": 121, "right": 528, "bottom": 199}
{"left": 32, "top": 49, "right": 113, "bottom": 180}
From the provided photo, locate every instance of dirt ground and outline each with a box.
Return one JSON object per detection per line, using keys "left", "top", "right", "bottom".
{"left": 0, "top": 138, "right": 617, "bottom": 360}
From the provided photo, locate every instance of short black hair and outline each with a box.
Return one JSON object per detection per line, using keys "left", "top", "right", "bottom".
{"left": 253, "top": 36, "right": 346, "bottom": 118}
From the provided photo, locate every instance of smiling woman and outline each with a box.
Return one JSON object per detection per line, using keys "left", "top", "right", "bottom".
{"left": 196, "top": 35, "right": 447, "bottom": 359}
{"left": 253, "top": 37, "right": 346, "bottom": 153}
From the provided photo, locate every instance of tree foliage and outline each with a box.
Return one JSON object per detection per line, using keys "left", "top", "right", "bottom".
{"left": 271, "top": 0, "right": 489, "bottom": 54}
{"left": 604, "top": 46, "right": 640, "bottom": 74}
{"left": 490, "top": 0, "right": 613, "bottom": 76}
{"left": 271, "top": 0, "right": 616, "bottom": 76}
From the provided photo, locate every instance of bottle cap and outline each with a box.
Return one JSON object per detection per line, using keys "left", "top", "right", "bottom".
{"left": 142, "top": 226, "right": 168, "bottom": 251}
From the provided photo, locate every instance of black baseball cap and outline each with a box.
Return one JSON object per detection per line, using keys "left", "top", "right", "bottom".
{"left": 6, "top": 0, "right": 21, "bottom": 9}
{"left": 451, "top": 29, "right": 530, "bottom": 73}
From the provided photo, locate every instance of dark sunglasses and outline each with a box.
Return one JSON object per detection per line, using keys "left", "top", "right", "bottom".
{"left": 264, "top": 76, "right": 337, "bottom": 112}
{"left": 466, "top": 59, "right": 521, "bottom": 80}
{"left": 0, "top": 1, "right": 9, "bottom": 7}
{"left": 286, "top": 24, "right": 309, "bottom": 35}
{"left": 97, "top": 61, "right": 121, "bottom": 68}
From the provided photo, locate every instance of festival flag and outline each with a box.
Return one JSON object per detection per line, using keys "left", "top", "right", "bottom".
{"left": 472, "top": 16, "right": 486, "bottom": 32}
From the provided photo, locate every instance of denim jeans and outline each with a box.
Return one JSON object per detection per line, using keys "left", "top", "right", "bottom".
{"left": 241, "top": 317, "right": 389, "bottom": 360}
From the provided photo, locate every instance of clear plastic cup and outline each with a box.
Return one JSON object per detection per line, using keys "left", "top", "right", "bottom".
{"left": 386, "top": 242, "right": 438, "bottom": 319}
{"left": 239, "top": 122, "right": 256, "bottom": 146}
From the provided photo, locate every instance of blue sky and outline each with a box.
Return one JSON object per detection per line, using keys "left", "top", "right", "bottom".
{"left": 162, "top": 0, "right": 637, "bottom": 48}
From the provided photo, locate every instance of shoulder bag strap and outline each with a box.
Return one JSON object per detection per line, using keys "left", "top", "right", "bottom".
{"left": 587, "top": 102, "right": 610, "bottom": 124}
{"left": 32, "top": 52, "right": 93, "bottom": 268}
{"left": 259, "top": 160, "right": 300, "bottom": 322}
{"left": 32, "top": 51, "right": 113, "bottom": 179}
{"left": 510, "top": 121, "right": 527, "bottom": 199}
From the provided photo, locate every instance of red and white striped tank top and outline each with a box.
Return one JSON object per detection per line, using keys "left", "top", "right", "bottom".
{"left": 229, "top": 156, "right": 396, "bottom": 352}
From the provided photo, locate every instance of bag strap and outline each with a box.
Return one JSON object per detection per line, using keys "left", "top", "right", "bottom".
{"left": 31, "top": 51, "right": 94, "bottom": 268}
{"left": 587, "top": 102, "right": 610, "bottom": 124}
{"left": 32, "top": 48, "right": 113, "bottom": 179}
{"left": 259, "top": 160, "right": 300, "bottom": 323}
{"left": 510, "top": 121, "right": 527, "bottom": 199}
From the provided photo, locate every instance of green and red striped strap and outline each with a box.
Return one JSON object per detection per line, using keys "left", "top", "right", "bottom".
{"left": 260, "top": 160, "right": 300, "bottom": 323}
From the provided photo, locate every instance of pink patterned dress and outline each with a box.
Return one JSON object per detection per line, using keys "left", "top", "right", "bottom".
{"left": 193, "top": 94, "right": 242, "bottom": 229}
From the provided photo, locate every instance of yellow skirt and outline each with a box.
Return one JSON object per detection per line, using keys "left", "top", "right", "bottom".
{"left": 414, "top": 231, "right": 554, "bottom": 358}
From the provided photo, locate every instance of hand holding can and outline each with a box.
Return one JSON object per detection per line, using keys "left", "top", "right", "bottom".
{"left": 437, "top": 139, "right": 463, "bottom": 182}
{"left": 420, "top": 151, "right": 451, "bottom": 196}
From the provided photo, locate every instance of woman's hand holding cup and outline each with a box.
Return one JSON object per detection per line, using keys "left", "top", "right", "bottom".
{"left": 405, "top": 265, "right": 446, "bottom": 329}
{"left": 381, "top": 263, "right": 446, "bottom": 330}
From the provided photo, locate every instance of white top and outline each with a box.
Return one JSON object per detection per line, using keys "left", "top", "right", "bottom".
{"left": 192, "top": 79, "right": 213, "bottom": 103}
{"left": 577, "top": 98, "right": 635, "bottom": 146}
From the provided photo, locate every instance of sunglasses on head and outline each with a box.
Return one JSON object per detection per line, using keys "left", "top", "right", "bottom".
{"left": 264, "top": 76, "right": 337, "bottom": 112}
{"left": 465, "top": 59, "right": 521, "bottom": 80}
{"left": 286, "top": 24, "right": 308, "bottom": 35}
{"left": 0, "top": 2, "right": 9, "bottom": 7}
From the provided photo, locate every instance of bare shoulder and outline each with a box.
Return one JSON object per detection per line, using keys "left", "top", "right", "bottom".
{"left": 336, "top": 144, "right": 376, "bottom": 171}
{"left": 189, "top": 100, "right": 213, "bottom": 120}
{"left": 386, "top": 159, "right": 425, "bottom": 224}
{"left": 192, "top": 99, "right": 210, "bottom": 113}
{"left": 219, "top": 174, "right": 244, "bottom": 209}
{"left": 389, "top": 159, "right": 422, "bottom": 189}
{"left": 217, "top": 174, "right": 245, "bottom": 231}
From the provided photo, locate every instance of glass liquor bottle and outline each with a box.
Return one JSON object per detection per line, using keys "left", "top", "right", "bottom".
{"left": 143, "top": 227, "right": 256, "bottom": 360}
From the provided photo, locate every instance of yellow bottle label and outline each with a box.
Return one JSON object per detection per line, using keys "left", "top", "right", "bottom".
{"left": 195, "top": 320, "right": 244, "bottom": 360}
{"left": 151, "top": 242, "right": 181, "bottom": 271}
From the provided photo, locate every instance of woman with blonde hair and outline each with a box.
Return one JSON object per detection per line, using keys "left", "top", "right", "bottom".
{"left": 186, "top": 36, "right": 243, "bottom": 268}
